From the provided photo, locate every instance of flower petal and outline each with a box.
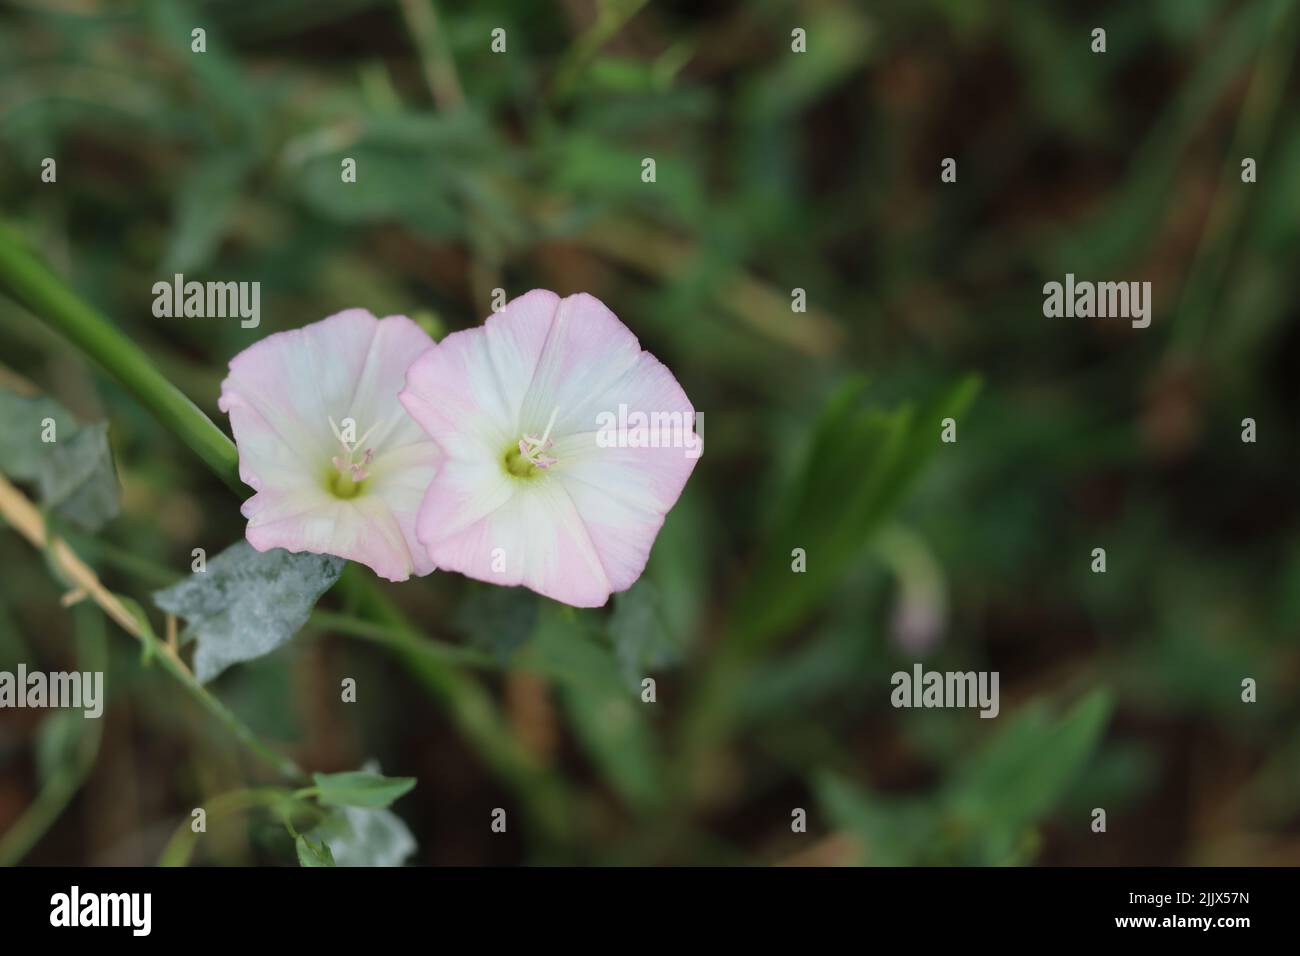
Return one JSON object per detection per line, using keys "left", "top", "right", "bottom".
{"left": 402, "top": 291, "right": 700, "bottom": 605}
{"left": 241, "top": 484, "right": 428, "bottom": 583}
{"left": 221, "top": 309, "right": 439, "bottom": 581}
{"left": 549, "top": 350, "right": 701, "bottom": 594}
{"left": 413, "top": 470, "right": 612, "bottom": 607}
{"left": 398, "top": 289, "right": 560, "bottom": 450}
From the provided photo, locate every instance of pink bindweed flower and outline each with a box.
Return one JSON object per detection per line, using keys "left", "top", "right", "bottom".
{"left": 399, "top": 290, "right": 701, "bottom": 607}
{"left": 219, "top": 309, "right": 440, "bottom": 582}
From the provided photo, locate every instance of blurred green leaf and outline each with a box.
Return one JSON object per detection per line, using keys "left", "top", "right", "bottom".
{"left": 814, "top": 771, "right": 935, "bottom": 866}
{"left": 164, "top": 152, "right": 255, "bottom": 273}
{"left": 608, "top": 582, "right": 679, "bottom": 687}
{"left": 287, "top": 113, "right": 506, "bottom": 238}
{"left": 584, "top": 57, "right": 661, "bottom": 96}
{"left": 742, "top": 8, "right": 874, "bottom": 122}
{"left": 561, "top": 684, "right": 662, "bottom": 812}
{"left": 37, "top": 422, "right": 119, "bottom": 532}
{"left": 0, "top": 388, "right": 77, "bottom": 479}
{"left": 536, "top": 604, "right": 663, "bottom": 811}
{"left": 454, "top": 583, "right": 539, "bottom": 662}
{"left": 946, "top": 690, "right": 1113, "bottom": 861}
{"left": 607, "top": 489, "right": 707, "bottom": 684}
{"left": 733, "top": 376, "right": 980, "bottom": 646}
{"left": 817, "top": 690, "right": 1113, "bottom": 865}
{"left": 0, "top": 387, "right": 119, "bottom": 532}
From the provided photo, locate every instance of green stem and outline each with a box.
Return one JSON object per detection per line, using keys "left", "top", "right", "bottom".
{"left": 311, "top": 609, "right": 499, "bottom": 668}
{"left": 0, "top": 605, "right": 106, "bottom": 864}
{"left": 0, "top": 221, "right": 242, "bottom": 492}
{"left": 158, "top": 786, "right": 301, "bottom": 867}
{"left": 550, "top": 0, "right": 652, "bottom": 100}
{"left": 1169, "top": 0, "right": 1298, "bottom": 355}
{"left": 337, "top": 568, "right": 574, "bottom": 844}
{"left": 63, "top": 529, "right": 181, "bottom": 588}
{"left": 153, "top": 636, "right": 306, "bottom": 782}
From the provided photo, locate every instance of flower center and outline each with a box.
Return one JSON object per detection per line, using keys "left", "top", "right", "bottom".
{"left": 327, "top": 415, "right": 380, "bottom": 499}
{"left": 504, "top": 407, "right": 559, "bottom": 480}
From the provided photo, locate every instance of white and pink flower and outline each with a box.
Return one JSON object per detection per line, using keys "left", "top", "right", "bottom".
{"left": 219, "top": 309, "right": 439, "bottom": 582}
{"left": 219, "top": 292, "right": 698, "bottom": 605}
{"left": 399, "top": 290, "right": 700, "bottom": 607}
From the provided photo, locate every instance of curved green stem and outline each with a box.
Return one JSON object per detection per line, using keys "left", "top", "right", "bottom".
{"left": 311, "top": 609, "right": 498, "bottom": 668}
{"left": 158, "top": 786, "right": 304, "bottom": 867}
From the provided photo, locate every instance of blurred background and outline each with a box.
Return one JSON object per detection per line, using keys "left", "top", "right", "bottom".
{"left": 1, "top": 0, "right": 1298, "bottom": 865}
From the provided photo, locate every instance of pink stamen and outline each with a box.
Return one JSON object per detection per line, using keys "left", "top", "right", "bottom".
{"left": 517, "top": 407, "right": 561, "bottom": 470}
{"left": 331, "top": 417, "right": 381, "bottom": 483}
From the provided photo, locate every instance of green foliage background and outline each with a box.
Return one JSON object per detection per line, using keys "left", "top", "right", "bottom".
{"left": 1, "top": 0, "right": 1298, "bottom": 865}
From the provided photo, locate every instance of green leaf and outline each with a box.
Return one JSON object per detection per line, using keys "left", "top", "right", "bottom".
{"left": 608, "top": 582, "right": 681, "bottom": 687}
{"left": 295, "top": 833, "right": 336, "bottom": 867}
{"left": 535, "top": 605, "right": 664, "bottom": 811}
{"left": 733, "top": 376, "right": 980, "bottom": 647}
{"left": 152, "top": 541, "right": 345, "bottom": 683}
{"left": 287, "top": 113, "right": 502, "bottom": 239}
{"left": 584, "top": 56, "right": 660, "bottom": 95}
{"left": 37, "top": 422, "right": 119, "bottom": 532}
{"left": 0, "top": 386, "right": 119, "bottom": 531}
{"left": 946, "top": 690, "right": 1113, "bottom": 857}
{"left": 304, "top": 807, "right": 416, "bottom": 867}
{"left": 813, "top": 771, "right": 931, "bottom": 866}
{"left": 312, "top": 770, "right": 416, "bottom": 809}
{"left": 163, "top": 152, "right": 255, "bottom": 273}
{"left": 607, "top": 493, "right": 706, "bottom": 685}
{"left": 560, "top": 684, "right": 663, "bottom": 812}
{"left": 0, "top": 388, "right": 75, "bottom": 480}
{"left": 813, "top": 692, "right": 1114, "bottom": 865}
{"left": 742, "top": 8, "right": 874, "bottom": 121}
{"left": 454, "top": 583, "right": 539, "bottom": 661}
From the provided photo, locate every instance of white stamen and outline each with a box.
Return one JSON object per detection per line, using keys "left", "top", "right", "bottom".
{"left": 329, "top": 415, "right": 384, "bottom": 484}
{"left": 352, "top": 419, "right": 382, "bottom": 453}
{"left": 537, "top": 406, "right": 559, "bottom": 449}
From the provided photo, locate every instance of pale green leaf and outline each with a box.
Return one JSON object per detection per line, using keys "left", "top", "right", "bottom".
{"left": 38, "top": 422, "right": 119, "bottom": 532}
{"left": 312, "top": 770, "right": 416, "bottom": 809}
{"left": 295, "top": 833, "right": 336, "bottom": 867}
{"left": 0, "top": 387, "right": 119, "bottom": 531}
{"left": 152, "top": 541, "right": 345, "bottom": 682}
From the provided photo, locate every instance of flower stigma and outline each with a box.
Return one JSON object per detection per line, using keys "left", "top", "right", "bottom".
{"left": 504, "top": 406, "right": 560, "bottom": 479}
{"left": 328, "top": 415, "right": 381, "bottom": 498}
